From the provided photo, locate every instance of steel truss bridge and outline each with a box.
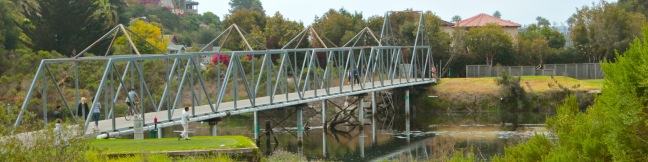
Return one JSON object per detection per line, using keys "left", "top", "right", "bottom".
{"left": 12, "top": 11, "right": 437, "bottom": 140}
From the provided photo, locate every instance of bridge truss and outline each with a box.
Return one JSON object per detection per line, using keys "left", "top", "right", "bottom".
{"left": 12, "top": 11, "right": 436, "bottom": 138}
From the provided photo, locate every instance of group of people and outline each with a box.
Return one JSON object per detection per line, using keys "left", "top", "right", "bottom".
{"left": 53, "top": 88, "right": 140, "bottom": 130}
{"left": 51, "top": 88, "right": 195, "bottom": 140}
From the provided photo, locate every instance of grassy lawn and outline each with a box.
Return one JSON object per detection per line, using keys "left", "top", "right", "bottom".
{"left": 433, "top": 76, "right": 603, "bottom": 98}
{"left": 90, "top": 136, "right": 256, "bottom": 154}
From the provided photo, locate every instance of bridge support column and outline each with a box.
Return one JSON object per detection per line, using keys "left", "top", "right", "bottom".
{"left": 297, "top": 106, "right": 304, "bottom": 145}
{"left": 405, "top": 89, "right": 411, "bottom": 142}
{"left": 321, "top": 100, "right": 327, "bottom": 158}
{"left": 321, "top": 100, "right": 327, "bottom": 129}
{"left": 253, "top": 111, "right": 259, "bottom": 141}
{"left": 208, "top": 118, "right": 220, "bottom": 136}
{"left": 371, "top": 91, "right": 377, "bottom": 144}
{"left": 359, "top": 96, "right": 364, "bottom": 128}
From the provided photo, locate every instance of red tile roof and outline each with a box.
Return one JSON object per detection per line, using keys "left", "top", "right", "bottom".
{"left": 454, "top": 13, "right": 521, "bottom": 27}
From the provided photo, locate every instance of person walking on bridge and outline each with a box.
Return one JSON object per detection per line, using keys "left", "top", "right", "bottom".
{"left": 91, "top": 98, "right": 101, "bottom": 131}
{"left": 180, "top": 107, "right": 191, "bottom": 140}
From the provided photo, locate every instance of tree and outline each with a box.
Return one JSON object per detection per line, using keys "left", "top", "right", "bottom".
{"left": 451, "top": 15, "right": 462, "bottom": 23}
{"left": 113, "top": 20, "right": 168, "bottom": 54}
{"left": 517, "top": 23, "right": 565, "bottom": 65}
{"left": 0, "top": 0, "right": 23, "bottom": 50}
{"left": 22, "top": 0, "right": 121, "bottom": 56}
{"left": 313, "top": 9, "right": 365, "bottom": 46}
{"left": 619, "top": 0, "right": 648, "bottom": 18}
{"left": 223, "top": 8, "right": 266, "bottom": 50}
{"left": 264, "top": 12, "right": 304, "bottom": 49}
{"left": 569, "top": 2, "right": 647, "bottom": 62}
{"left": 229, "top": 0, "right": 264, "bottom": 13}
{"left": 493, "top": 11, "right": 502, "bottom": 18}
{"left": 494, "top": 28, "right": 648, "bottom": 161}
{"left": 518, "top": 31, "right": 552, "bottom": 65}
{"left": 465, "top": 24, "right": 513, "bottom": 66}
{"left": 535, "top": 16, "right": 550, "bottom": 27}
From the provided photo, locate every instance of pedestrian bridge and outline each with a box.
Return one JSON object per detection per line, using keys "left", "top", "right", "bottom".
{"left": 13, "top": 46, "right": 436, "bottom": 138}
{"left": 11, "top": 11, "right": 438, "bottom": 140}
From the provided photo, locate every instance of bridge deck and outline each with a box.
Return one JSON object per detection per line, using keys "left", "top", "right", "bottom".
{"left": 93, "top": 78, "right": 435, "bottom": 136}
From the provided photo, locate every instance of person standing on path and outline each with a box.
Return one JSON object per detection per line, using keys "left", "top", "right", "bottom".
{"left": 77, "top": 97, "right": 89, "bottom": 119}
{"left": 180, "top": 107, "right": 191, "bottom": 140}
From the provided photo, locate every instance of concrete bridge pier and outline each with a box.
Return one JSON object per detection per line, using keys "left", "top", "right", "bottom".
{"left": 321, "top": 99, "right": 327, "bottom": 158}
{"left": 359, "top": 96, "right": 365, "bottom": 128}
{"left": 297, "top": 106, "right": 304, "bottom": 145}
{"left": 253, "top": 111, "right": 259, "bottom": 141}
{"left": 207, "top": 118, "right": 221, "bottom": 136}
{"left": 371, "top": 91, "right": 377, "bottom": 144}
{"left": 405, "top": 88, "right": 411, "bottom": 142}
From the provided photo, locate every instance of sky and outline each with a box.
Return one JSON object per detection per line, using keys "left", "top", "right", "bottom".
{"left": 194, "top": 0, "right": 616, "bottom": 26}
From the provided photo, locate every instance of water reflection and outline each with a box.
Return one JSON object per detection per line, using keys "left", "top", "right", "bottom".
{"left": 156, "top": 105, "right": 550, "bottom": 161}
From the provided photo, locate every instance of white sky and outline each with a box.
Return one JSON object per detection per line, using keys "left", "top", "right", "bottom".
{"left": 195, "top": 0, "right": 616, "bottom": 26}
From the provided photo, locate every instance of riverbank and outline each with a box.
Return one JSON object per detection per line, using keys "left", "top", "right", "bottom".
{"left": 430, "top": 76, "right": 601, "bottom": 102}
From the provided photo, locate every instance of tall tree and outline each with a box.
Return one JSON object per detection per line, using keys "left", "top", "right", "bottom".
{"left": 569, "top": 2, "right": 647, "bottom": 62}
{"left": 451, "top": 15, "right": 462, "bottom": 23}
{"left": 619, "top": 0, "right": 648, "bottom": 18}
{"left": 229, "top": 0, "right": 264, "bottom": 13}
{"left": 535, "top": 16, "right": 551, "bottom": 27}
{"left": 493, "top": 11, "right": 502, "bottom": 18}
{"left": 313, "top": 9, "right": 365, "bottom": 46}
{"left": 264, "top": 12, "right": 304, "bottom": 49}
{"left": 0, "top": 0, "right": 22, "bottom": 50}
{"left": 113, "top": 20, "right": 168, "bottom": 54}
{"left": 465, "top": 24, "right": 513, "bottom": 66}
{"left": 22, "top": 0, "right": 121, "bottom": 56}
{"left": 223, "top": 8, "right": 266, "bottom": 50}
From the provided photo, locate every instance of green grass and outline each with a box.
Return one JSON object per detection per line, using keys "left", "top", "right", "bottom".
{"left": 90, "top": 136, "right": 256, "bottom": 154}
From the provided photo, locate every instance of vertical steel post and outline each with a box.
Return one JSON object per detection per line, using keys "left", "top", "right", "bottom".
{"left": 42, "top": 73, "right": 48, "bottom": 125}
{"left": 138, "top": 61, "right": 145, "bottom": 124}
{"left": 111, "top": 68, "right": 116, "bottom": 131}
{"left": 266, "top": 54, "right": 273, "bottom": 103}
{"left": 189, "top": 58, "right": 196, "bottom": 116}
{"left": 233, "top": 55, "right": 239, "bottom": 110}
{"left": 74, "top": 62, "right": 80, "bottom": 119}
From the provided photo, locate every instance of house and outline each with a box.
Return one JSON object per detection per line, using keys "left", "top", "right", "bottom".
{"left": 453, "top": 13, "right": 521, "bottom": 38}
{"left": 133, "top": 0, "right": 199, "bottom": 15}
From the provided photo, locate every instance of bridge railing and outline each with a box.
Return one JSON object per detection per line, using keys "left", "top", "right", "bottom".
{"left": 13, "top": 46, "right": 434, "bottom": 134}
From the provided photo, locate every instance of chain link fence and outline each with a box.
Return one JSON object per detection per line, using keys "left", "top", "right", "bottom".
{"left": 465, "top": 63, "right": 603, "bottom": 79}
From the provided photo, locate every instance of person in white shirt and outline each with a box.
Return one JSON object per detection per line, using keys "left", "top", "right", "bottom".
{"left": 54, "top": 119, "right": 62, "bottom": 146}
{"left": 126, "top": 88, "right": 139, "bottom": 114}
{"left": 180, "top": 107, "right": 190, "bottom": 140}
